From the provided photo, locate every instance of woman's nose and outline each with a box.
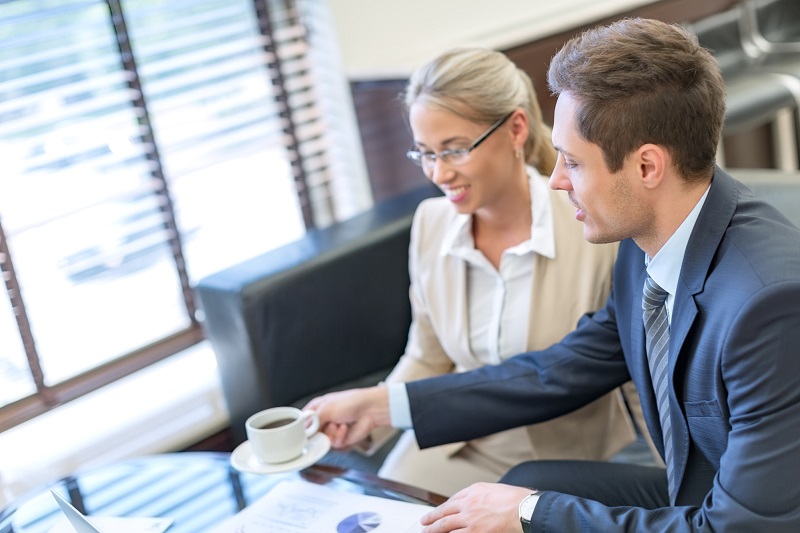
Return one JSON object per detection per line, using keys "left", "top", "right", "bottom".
{"left": 428, "top": 157, "right": 452, "bottom": 185}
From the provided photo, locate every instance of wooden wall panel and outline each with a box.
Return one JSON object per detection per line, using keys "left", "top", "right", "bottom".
{"left": 351, "top": 0, "right": 743, "bottom": 201}
{"left": 503, "top": 0, "right": 740, "bottom": 125}
{"left": 350, "top": 80, "right": 429, "bottom": 203}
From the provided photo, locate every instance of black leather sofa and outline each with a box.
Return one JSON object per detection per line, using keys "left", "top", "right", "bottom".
{"left": 195, "top": 184, "right": 440, "bottom": 453}
{"left": 196, "top": 168, "right": 797, "bottom": 473}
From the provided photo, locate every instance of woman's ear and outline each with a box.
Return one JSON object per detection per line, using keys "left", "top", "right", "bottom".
{"left": 510, "top": 109, "right": 529, "bottom": 148}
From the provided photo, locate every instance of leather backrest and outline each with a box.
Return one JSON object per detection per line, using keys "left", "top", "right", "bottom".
{"left": 196, "top": 184, "right": 440, "bottom": 443}
{"left": 736, "top": 169, "right": 800, "bottom": 228}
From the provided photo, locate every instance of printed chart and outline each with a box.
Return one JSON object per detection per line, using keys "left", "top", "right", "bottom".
{"left": 336, "top": 512, "right": 382, "bottom": 533}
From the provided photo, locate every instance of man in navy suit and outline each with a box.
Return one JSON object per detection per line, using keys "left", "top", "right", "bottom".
{"left": 308, "top": 18, "right": 800, "bottom": 532}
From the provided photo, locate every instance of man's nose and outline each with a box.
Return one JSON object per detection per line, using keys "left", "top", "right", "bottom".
{"left": 549, "top": 159, "right": 572, "bottom": 191}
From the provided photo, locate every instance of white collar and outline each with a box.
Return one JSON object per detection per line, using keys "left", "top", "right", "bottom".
{"left": 646, "top": 185, "right": 711, "bottom": 296}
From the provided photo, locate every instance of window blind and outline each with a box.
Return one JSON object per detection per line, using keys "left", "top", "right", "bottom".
{"left": 0, "top": 0, "right": 362, "bottom": 430}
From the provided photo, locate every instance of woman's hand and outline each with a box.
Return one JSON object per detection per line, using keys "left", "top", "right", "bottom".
{"left": 304, "top": 386, "right": 391, "bottom": 449}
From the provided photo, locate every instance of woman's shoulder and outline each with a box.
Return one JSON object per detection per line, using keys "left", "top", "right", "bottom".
{"left": 409, "top": 196, "right": 459, "bottom": 254}
{"left": 412, "top": 195, "right": 460, "bottom": 231}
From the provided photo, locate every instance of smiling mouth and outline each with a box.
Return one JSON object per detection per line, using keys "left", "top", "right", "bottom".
{"left": 444, "top": 185, "right": 469, "bottom": 200}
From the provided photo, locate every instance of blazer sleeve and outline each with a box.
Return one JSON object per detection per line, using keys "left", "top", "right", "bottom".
{"left": 406, "top": 287, "right": 630, "bottom": 448}
{"left": 532, "top": 281, "right": 800, "bottom": 532}
{"left": 384, "top": 201, "right": 454, "bottom": 384}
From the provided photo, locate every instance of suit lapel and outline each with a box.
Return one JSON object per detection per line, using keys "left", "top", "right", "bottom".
{"left": 422, "top": 208, "right": 472, "bottom": 362}
{"left": 434, "top": 252, "right": 471, "bottom": 359}
{"left": 667, "top": 166, "right": 739, "bottom": 498}
{"left": 667, "top": 283, "right": 697, "bottom": 499}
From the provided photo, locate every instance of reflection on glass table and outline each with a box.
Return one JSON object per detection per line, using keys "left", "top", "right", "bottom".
{"left": 0, "top": 452, "right": 445, "bottom": 533}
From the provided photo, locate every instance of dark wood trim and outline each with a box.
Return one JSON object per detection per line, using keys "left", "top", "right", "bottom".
{"left": 301, "top": 463, "right": 448, "bottom": 505}
{"left": 182, "top": 427, "right": 236, "bottom": 453}
{"left": 351, "top": 0, "right": 742, "bottom": 200}
{"left": 350, "top": 79, "right": 429, "bottom": 203}
{"left": 0, "top": 326, "right": 205, "bottom": 432}
{"left": 503, "top": 0, "right": 741, "bottom": 125}
{"left": 181, "top": 433, "right": 448, "bottom": 504}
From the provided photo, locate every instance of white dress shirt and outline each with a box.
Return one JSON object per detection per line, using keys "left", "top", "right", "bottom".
{"left": 646, "top": 186, "right": 710, "bottom": 322}
{"left": 444, "top": 169, "right": 555, "bottom": 363}
{"left": 389, "top": 168, "right": 555, "bottom": 427}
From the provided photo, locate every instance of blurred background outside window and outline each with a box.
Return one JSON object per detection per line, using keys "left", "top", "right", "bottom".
{"left": 0, "top": 0, "right": 369, "bottom": 432}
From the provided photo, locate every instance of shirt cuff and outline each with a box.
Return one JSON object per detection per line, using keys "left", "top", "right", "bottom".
{"left": 387, "top": 382, "right": 413, "bottom": 429}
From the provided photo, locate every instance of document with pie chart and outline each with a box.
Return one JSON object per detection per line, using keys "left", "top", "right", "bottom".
{"left": 210, "top": 479, "right": 430, "bottom": 532}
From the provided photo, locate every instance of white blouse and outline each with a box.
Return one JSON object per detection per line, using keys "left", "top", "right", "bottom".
{"left": 440, "top": 167, "right": 556, "bottom": 364}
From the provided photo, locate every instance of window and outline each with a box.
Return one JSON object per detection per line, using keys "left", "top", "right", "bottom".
{"left": 0, "top": 0, "right": 368, "bottom": 431}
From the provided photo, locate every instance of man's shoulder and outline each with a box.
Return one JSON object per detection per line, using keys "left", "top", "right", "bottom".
{"left": 688, "top": 168, "right": 800, "bottom": 287}
{"left": 727, "top": 176, "right": 800, "bottom": 276}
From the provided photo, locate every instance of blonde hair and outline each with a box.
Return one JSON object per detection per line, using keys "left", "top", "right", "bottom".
{"left": 404, "top": 47, "right": 557, "bottom": 175}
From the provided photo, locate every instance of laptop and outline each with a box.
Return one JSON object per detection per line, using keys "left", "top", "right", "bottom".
{"left": 51, "top": 490, "right": 103, "bottom": 533}
{"left": 50, "top": 489, "right": 173, "bottom": 533}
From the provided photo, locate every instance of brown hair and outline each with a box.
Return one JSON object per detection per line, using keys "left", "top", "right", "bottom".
{"left": 548, "top": 18, "right": 725, "bottom": 181}
{"left": 404, "top": 47, "right": 558, "bottom": 176}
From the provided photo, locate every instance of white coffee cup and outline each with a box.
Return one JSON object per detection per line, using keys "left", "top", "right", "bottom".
{"left": 245, "top": 406, "right": 320, "bottom": 464}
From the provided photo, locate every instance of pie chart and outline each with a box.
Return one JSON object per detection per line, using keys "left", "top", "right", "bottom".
{"left": 336, "top": 512, "right": 382, "bottom": 533}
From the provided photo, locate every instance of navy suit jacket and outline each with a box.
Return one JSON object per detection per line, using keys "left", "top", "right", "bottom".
{"left": 407, "top": 167, "right": 800, "bottom": 531}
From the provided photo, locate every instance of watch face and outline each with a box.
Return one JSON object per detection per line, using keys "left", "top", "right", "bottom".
{"left": 519, "top": 493, "right": 538, "bottom": 520}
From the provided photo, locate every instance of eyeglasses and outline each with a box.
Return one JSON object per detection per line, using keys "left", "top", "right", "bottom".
{"left": 406, "top": 111, "right": 513, "bottom": 170}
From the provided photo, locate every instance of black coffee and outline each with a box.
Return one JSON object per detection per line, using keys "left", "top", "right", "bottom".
{"left": 257, "top": 417, "right": 295, "bottom": 429}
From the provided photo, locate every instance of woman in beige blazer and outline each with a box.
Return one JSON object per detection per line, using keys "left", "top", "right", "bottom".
{"left": 368, "top": 47, "right": 655, "bottom": 496}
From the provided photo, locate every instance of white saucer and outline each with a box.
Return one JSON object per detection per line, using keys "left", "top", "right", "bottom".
{"left": 230, "top": 432, "right": 331, "bottom": 475}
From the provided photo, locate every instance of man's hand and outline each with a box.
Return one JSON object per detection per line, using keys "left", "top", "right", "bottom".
{"left": 420, "top": 483, "right": 532, "bottom": 533}
{"left": 303, "top": 386, "right": 391, "bottom": 449}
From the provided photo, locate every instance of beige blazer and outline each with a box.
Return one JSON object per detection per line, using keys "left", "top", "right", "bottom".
{"left": 385, "top": 174, "right": 636, "bottom": 463}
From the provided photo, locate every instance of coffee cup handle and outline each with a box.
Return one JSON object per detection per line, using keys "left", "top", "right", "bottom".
{"left": 302, "top": 410, "right": 320, "bottom": 437}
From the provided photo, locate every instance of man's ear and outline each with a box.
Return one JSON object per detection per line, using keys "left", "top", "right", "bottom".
{"left": 637, "top": 144, "right": 667, "bottom": 189}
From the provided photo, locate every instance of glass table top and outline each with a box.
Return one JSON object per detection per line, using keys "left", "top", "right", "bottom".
{"left": 0, "top": 452, "right": 442, "bottom": 532}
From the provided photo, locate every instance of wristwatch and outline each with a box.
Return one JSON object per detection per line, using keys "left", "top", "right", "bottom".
{"left": 518, "top": 491, "right": 540, "bottom": 533}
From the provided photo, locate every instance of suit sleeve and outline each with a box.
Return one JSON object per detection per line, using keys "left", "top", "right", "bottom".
{"left": 406, "top": 285, "right": 630, "bottom": 448}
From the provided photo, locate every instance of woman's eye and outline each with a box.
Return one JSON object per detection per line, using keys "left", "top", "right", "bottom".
{"left": 563, "top": 159, "right": 577, "bottom": 169}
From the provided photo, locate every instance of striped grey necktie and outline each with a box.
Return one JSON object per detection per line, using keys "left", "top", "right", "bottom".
{"left": 642, "top": 275, "right": 675, "bottom": 503}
